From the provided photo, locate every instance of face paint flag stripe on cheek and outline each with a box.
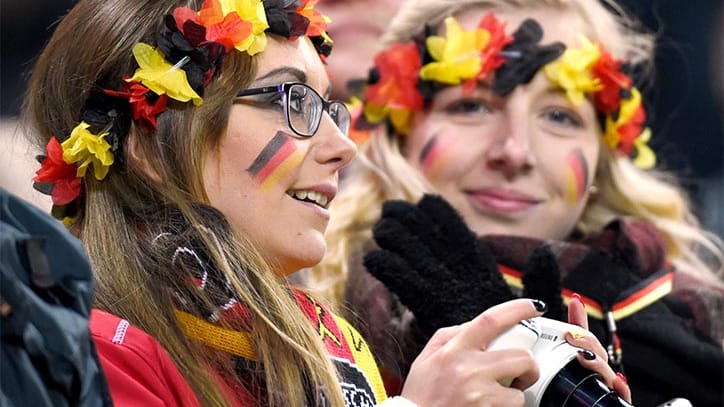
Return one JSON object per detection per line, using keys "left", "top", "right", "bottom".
{"left": 564, "top": 149, "right": 589, "bottom": 205}
{"left": 247, "top": 131, "right": 305, "bottom": 193}
{"left": 419, "top": 135, "right": 451, "bottom": 179}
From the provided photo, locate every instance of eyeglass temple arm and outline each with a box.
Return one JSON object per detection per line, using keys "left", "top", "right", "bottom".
{"left": 235, "top": 84, "right": 283, "bottom": 98}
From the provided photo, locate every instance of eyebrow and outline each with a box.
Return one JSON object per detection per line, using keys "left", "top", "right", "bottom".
{"left": 539, "top": 84, "right": 581, "bottom": 104}
{"left": 253, "top": 67, "right": 308, "bottom": 85}
{"left": 252, "top": 66, "right": 332, "bottom": 99}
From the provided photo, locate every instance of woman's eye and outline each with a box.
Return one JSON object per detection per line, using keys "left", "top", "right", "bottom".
{"left": 444, "top": 99, "right": 492, "bottom": 115}
{"left": 543, "top": 108, "right": 583, "bottom": 127}
{"left": 289, "top": 95, "right": 305, "bottom": 113}
{"left": 262, "top": 93, "right": 284, "bottom": 109}
{"left": 287, "top": 87, "right": 309, "bottom": 115}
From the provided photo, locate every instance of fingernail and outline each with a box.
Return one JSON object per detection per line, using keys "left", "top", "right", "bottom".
{"left": 616, "top": 372, "right": 627, "bottom": 384}
{"left": 531, "top": 299, "right": 548, "bottom": 313}
{"left": 579, "top": 349, "right": 596, "bottom": 360}
{"left": 567, "top": 327, "right": 587, "bottom": 339}
{"left": 571, "top": 293, "right": 586, "bottom": 311}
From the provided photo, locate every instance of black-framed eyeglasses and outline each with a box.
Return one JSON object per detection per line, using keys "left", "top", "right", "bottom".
{"left": 235, "top": 82, "right": 350, "bottom": 138}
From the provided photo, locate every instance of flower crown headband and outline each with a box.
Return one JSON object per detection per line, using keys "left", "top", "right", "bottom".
{"left": 33, "top": 0, "right": 332, "bottom": 221}
{"left": 353, "top": 13, "right": 655, "bottom": 170}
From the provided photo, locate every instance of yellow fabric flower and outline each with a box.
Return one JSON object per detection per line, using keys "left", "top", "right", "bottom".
{"left": 345, "top": 95, "right": 362, "bottom": 113}
{"left": 389, "top": 109, "right": 414, "bottom": 135}
{"left": 298, "top": 0, "right": 332, "bottom": 42}
{"left": 62, "top": 122, "right": 114, "bottom": 180}
{"left": 633, "top": 128, "right": 655, "bottom": 169}
{"left": 603, "top": 88, "right": 655, "bottom": 168}
{"left": 128, "top": 43, "right": 203, "bottom": 105}
{"left": 603, "top": 88, "right": 642, "bottom": 149}
{"left": 419, "top": 17, "right": 490, "bottom": 85}
{"left": 543, "top": 36, "right": 602, "bottom": 106}
{"left": 219, "top": 0, "right": 269, "bottom": 55}
{"left": 616, "top": 87, "right": 642, "bottom": 125}
{"left": 363, "top": 103, "right": 413, "bottom": 135}
{"left": 363, "top": 103, "right": 388, "bottom": 124}
{"left": 603, "top": 120, "right": 620, "bottom": 151}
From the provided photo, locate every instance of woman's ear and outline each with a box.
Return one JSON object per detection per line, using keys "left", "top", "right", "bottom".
{"left": 126, "top": 129, "right": 162, "bottom": 183}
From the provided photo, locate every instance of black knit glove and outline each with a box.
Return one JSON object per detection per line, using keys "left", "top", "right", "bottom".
{"left": 363, "top": 194, "right": 515, "bottom": 338}
{"left": 521, "top": 246, "right": 565, "bottom": 321}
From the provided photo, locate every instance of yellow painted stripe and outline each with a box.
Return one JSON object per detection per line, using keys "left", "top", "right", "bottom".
{"left": 260, "top": 149, "right": 304, "bottom": 193}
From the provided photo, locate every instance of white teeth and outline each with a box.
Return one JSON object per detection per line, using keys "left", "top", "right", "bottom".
{"left": 287, "top": 189, "right": 329, "bottom": 208}
{"left": 318, "top": 195, "right": 328, "bottom": 207}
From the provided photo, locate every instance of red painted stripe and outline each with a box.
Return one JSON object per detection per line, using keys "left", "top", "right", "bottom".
{"left": 254, "top": 139, "right": 296, "bottom": 183}
{"left": 567, "top": 150, "right": 588, "bottom": 200}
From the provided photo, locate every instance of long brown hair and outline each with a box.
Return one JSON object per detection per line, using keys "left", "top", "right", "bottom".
{"left": 22, "top": 0, "right": 347, "bottom": 405}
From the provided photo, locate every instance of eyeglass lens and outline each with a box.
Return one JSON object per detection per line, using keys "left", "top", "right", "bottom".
{"left": 287, "top": 84, "right": 349, "bottom": 137}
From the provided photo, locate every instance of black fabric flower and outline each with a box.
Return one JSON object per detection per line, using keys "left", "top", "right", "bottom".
{"left": 309, "top": 35, "right": 332, "bottom": 58}
{"left": 414, "top": 31, "right": 440, "bottom": 102}
{"left": 492, "top": 19, "right": 565, "bottom": 96}
{"left": 78, "top": 89, "right": 132, "bottom": 158}
{"left": 263, "top": 0, "right": 310, "bottom": 38}
{"left": 157, "top": 16, "right": 226, "bottom": 95}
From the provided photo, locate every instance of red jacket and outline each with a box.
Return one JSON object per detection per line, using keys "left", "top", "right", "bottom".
{"left": 91, "top": 297, "right": 388, "bottom": 406}
{"left": 90, "top": 309, "right": 202, "bottom": 406}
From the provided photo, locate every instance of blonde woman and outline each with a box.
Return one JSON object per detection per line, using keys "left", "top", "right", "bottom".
{"left": 20, "top": 0, "right": 628, "bottom": 406}
{"left": 309, "top": 0, "right": 724, "bottom": 405}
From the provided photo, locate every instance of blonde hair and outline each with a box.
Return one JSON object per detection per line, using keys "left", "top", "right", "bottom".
{"left": 310, "top": 0, "right": 724, "bottom": 306}
{"left": 22, "top": 0, "right": 346, "bottom": 406}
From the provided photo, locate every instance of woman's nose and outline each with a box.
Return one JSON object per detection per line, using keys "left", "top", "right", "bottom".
{"left": 484, "top": 118, "right": 535, "bottom": 176}
{"left": 313, "top": 114, "right": 357, "bottom": 170}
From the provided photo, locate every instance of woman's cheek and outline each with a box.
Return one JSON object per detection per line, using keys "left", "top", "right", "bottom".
{"left": 561, "top": 148, "right": 590, "bottom": 206}
{"left": 417, "top": 133, "right": 462, "bottom": 181}
{"left": 246, "top": 130, "right": 304, "bottom": 194}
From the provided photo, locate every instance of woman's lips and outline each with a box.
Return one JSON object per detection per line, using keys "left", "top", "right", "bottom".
{"left": 466, "top": 188, "right": 540, "bottom": 214}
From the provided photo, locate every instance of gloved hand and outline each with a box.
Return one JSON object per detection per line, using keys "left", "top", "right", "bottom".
{"left": 521, "top": 245, "right": 565, "bottom": 321}
{"left": 363, "top": 194, "right": 515, "bottom": 338}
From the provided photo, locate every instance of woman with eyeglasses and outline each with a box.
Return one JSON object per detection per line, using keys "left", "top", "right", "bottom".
{"left": 308, "top": 0, "right": 724, "bottom": 405}
{"left": 19, "top": 0, "right": 625, "bottom": 406}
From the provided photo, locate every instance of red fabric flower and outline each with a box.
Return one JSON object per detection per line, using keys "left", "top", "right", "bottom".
{"left": 364, "top": 42, "right": 424, "bottom": 111}
{"left": 477, "top": 12, "right": 513, "bottom": 79}
{"left": 348, "top": 104, "right": 373, "bottom": 145}
{"left": 33, "top": 137, "right": 82, "bottom": 206}
{"left": 463, "top": 13, "right": 513, "bottom": 93}
{"left": 297, "top": 0, "right": 328, "bottom": 37}
{"left": 615, "top": 104, "right": 646, "bottom": 155}
{"left": 174, "top": 0, "right": 252, "bottom": 52}
{"left": 205, "top": 14, "right": 252, "bottom": 52}
{"left": 106, "top": 83, "right": 169, "bottom": 131}
{"left": 592, "top": 45, "right": 631, "bottom": 115}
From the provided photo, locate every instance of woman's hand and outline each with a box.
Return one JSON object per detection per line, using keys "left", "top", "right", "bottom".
{"left": 363, "top": 194, "right": 515, "bottom": 338}
{"left": 566, "top": 295, "right": 632, "bottom": 403}
{"left": 400, "top": 299, "right": 546, "bottom": 407}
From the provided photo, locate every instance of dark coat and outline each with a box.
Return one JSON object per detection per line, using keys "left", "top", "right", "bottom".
{"left": 346, "top": 219, "right": 724, "bottom": 406}
{"left": 0, "top": 188, "right": 113, "bottom": 407}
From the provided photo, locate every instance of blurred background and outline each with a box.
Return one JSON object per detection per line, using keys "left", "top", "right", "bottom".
{"left": 2, "top": 0, "right": 722, "bottom": 237}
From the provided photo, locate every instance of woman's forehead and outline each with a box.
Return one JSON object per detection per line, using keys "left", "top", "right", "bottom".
{"left": 254, "top": 37, "right": 330, "bottom": 92}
